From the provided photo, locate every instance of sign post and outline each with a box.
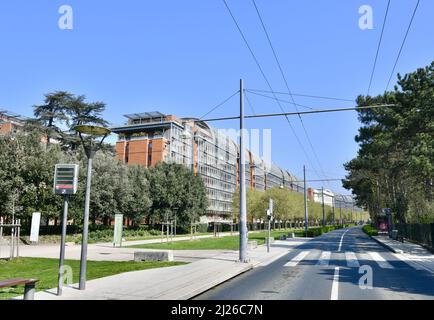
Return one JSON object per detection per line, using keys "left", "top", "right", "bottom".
{"left": 113, "top": 214, "right": 123, "bottom": 247}
{"left": 53, "top": 164, "right": 79, "bottom": 296}
{"left": 267, "top": 198, "right": 273, "bottom": 253}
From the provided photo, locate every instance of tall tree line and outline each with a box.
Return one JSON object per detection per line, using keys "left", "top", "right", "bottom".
{"left": 0, "top": 91, "right": 208, "bottom": 228}
{"left": 343, "top": 62, "right": 434, "bottom": 224}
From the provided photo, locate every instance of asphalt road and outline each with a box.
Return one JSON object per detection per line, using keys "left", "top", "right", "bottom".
{"left": 194, "top": 227, "right": 434, "bottom": 300}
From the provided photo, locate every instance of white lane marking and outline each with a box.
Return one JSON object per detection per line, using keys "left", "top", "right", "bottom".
{"left": 330, "top": 267, "right": 340, "bottom": 300}
{"left": 284, "top": 251, "right": 310, "bottom": 267}
{"left": 391, "top": 253, "right": 431, "bottom": 272}
{"left": 338, "top": 229, "right": 350, "bottom": 252}
{"left": 345, "top": 251, "right": 360, "bottom": 268}
{"left": 368, "top": 252, "right": 394, "bottom": 269}
{"left": 316, "top": 251, "right": 331, "bottom": 266}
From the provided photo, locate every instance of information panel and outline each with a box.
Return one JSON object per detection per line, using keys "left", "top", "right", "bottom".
{"left": 113, "top": 214, "right": 123, "bottom": 247}
{"left": 30, "top": 212, "right": 41, "bottom": 242}
{"left": 54, "top": 164, "right": 79, "bottom": 195}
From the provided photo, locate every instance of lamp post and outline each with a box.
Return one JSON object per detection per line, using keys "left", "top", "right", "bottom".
{"left": 74, "top": 125, "right": 111, "bottom": 291}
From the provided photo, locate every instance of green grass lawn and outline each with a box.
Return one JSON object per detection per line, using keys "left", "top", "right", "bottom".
{"left": 129, "top": 229, "right": 306, "bottom": 251}
{"left": 0, "top": 257, "right": 186, "bottom": 300}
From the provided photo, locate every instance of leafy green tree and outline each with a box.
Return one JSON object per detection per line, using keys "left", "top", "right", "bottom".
{"left": 32, "top": 91, "right": 72, "bottom": 146}
{"left": 124, "top": 165, "right": 152, "bottom": 224}
{"left": 344, "top": 62, "right": 434, "bottom": 223}
{"left": 0, "top": 132, "right": 64, "bottom": 223}
{"left": 70, "top": 152, "right": 130, "bottom": 225}
{"left": 146, "top": 162, "right": 207, "bottom": 226}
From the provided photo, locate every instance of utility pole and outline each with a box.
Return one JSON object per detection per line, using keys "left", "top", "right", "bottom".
{"left": 57, "top": 195, "right": 69, "bottom": 296}
{"left": 239, "top": 79, "right": 248, "bottom": 263}
{"left": 303, "top": 165, "right": 308, "bottom": 237}
{"left": 322, "top": 187, "right": 325, "bottom": 226}
{"left": 332, "top": 195, "right": 335, "bottom": 225}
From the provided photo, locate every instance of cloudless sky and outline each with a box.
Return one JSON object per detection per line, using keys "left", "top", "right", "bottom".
{"left": 1, "top": 0, "right": 433, "bottom": 194}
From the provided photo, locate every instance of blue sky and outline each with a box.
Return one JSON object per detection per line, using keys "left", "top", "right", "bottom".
{"left": 1, "top": 0, "right": 433, "bottom": 194}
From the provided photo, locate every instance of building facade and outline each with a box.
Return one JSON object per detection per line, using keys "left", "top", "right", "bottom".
{"left": 111, "top": 111, "right": 304, "bottom": 222}
{"left": 0, "top": 110, "right": 26, "bottom": 135}
{"left": 307, "top": 188, "right": 335, "bottom": 207}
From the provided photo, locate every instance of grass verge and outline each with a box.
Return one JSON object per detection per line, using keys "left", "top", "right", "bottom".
{"left": 0, "top": 257, "right": 186, "bottom": 300}
{"left": 128, "top": 226, "right": 351, "bottom": 251}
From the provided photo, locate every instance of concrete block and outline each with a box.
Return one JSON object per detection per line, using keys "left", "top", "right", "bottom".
{"left": 134, "top": 250, "right": 173, "bottom": 262}
{"left": 247, "top": 240, "right": 258, "bottom": 249}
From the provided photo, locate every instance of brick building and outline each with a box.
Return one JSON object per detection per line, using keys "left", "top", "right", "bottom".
{"left": 0, "top": 109, "right": 27, "bottom": 135}
{"left": 111, "top": 111, "right": 304, "bottom": 223}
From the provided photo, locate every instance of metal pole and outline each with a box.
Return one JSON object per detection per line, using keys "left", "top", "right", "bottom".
{"left": 267, "top": 217, "right": 271, "bottom": 253}
{"left": 303, "top": 165, "right": 308, "bottom": 237}
{"left": 174, "top": 213, "right": 177, "bottom": 237}
{"left": 79, "top": 153, "right": 94, "bottom": 290}
{"left": 10, "top": 221, "right": 14, "bottom": 260}
{"left": 340, "top": 203, "right": 342, "bottom": 225}
{"left": 239, "top": 79, "right": 248, "bottom": 263}
{"left": 16, "top": 219, "right": 20, "bottom": 257}
{"left": 191, "top": 127, "right": 195, "bottom": 173}
{"left": 58, "top": 195, "right": 69, "bottom": 296}
{"left": 332, "top": 196, "right": 335, "bottom": 225}
{"left": 322, "top": 187, "right": 325, "bottom": 226}
{"left": 166, "top": 218, "right": 169, "bottom": 243}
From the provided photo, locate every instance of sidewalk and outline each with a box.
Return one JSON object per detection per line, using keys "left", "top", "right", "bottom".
{"left": 26, "top": 238, "right": 309, "bottom": 300}
{"left": 372, "top": 235, "right": 434, "bottom": 273}
{"left": 0, "top": 231, "right": 257, "bottom": 262}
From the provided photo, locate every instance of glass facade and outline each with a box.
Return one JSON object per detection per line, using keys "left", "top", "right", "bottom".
{"left": 112, "top": 112, "right": 304, "bottom": 221}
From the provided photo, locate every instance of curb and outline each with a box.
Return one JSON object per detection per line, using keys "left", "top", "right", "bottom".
{"left": 181, "top": 263, "right": 254, "bottom": 300}
{"left": 371, "top": 236, "right": 404, "bottom": 254}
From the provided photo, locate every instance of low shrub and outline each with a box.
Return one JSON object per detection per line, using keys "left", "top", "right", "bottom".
{"left": 362, "top": 225, "right": 378, "bottom": 236}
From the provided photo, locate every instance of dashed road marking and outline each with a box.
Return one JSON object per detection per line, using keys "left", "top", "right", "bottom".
{"left": 330, "top": 267, "right": 340, "bottom": 300}
{"left": 345, "top": 251, "right": 360, "bottom": 268}
{"left": 368, "top": 252, "right": 394, "bottom": 269}
{"left": 316, "top": 251, "right": 331, "bottom": 266}
{"left": 338, "top": 229, "right": 350, "bottom": 252}
{"left": 284, "top": 251, "right": 310, "bottom": 267}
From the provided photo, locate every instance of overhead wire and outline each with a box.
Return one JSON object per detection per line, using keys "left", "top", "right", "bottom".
{"left": 251, "top": 0, "right": 331, "bottom": 187}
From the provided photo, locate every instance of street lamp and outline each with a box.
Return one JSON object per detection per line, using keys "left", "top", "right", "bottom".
{"left": 74, "top": 124, "right": 111, "bottom": 290}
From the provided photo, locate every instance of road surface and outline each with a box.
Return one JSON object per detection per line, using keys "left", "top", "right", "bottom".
{"left": 195, "top": 227, "right": 434, "bottom": 300}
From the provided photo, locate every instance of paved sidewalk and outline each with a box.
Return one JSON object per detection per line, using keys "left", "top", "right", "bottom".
{"left": 0, "top": 231, "right": 261, "bottom": 262}
{"left": 25, "top": 238, "right": 309, "bottom": 300}
{"left": 373, "top": 235, "right": 434, "bottom": 273}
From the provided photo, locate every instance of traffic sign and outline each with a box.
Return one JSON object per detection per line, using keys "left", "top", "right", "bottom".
{"left": 54, "top": 164, "right": 79, "bottom": 195}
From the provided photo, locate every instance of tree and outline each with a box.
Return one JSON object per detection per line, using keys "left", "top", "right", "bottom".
{"left": 344, "top": 61, "right": 434, "bottom": 223}
{"left": 32, "top": 91, "right": 72, "bottom": 146}
{"left": 124, "top": 165, "right": 152, "bottom": 224}
{"left": 32, "top": 91, "right": 110, "bottom": 151}
{"left": 0, "top": 132, "right": 64, "bottom": 223}
{"left": 70, "top": 152, "right": 130, "bottom": 225}
{"left": 146, "top": 162, "right": 208, "bottom": 226}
